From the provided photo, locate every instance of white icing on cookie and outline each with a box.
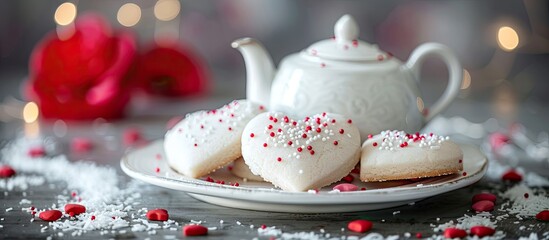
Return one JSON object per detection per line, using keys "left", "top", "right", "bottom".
{"left": 241, "top": 112, "right": 361, "bottom": 192}
{"left": 164, "top": 100, "right": 265, "bottom": 178}
{"left": 360, "top": 130, "right": 463, "bottom": 182}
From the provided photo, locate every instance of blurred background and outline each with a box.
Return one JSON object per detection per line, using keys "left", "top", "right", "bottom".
{"left": 0, "top": 0, "right": 548, "bottom": 136}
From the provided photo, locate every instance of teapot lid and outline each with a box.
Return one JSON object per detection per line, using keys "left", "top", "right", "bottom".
{"left": 305, "top": 15, "right": 390, "bottom": 61}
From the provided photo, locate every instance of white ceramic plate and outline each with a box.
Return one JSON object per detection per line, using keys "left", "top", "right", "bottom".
{"left": 121, "top": 140, "right": 487, "bottom": 213}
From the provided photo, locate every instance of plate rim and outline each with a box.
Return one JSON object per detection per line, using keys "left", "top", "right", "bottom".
{"left": 121, "top": 140, "right": 487, "bottom": 205}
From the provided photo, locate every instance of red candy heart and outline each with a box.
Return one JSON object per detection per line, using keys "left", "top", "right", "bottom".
{"left": 472, "top": 193, "right": 497, "bottom": 203}
{"left": 28, "top": 147, "right": 46, "bottom": 158}
{"left": 347, "top": 220, "right": 373, "bottom": 233}
{"left": 146, "top": 209, "right": 169, "bottom": 221}
{"left": 0, "top": 165, "right": 16, "bottom": 178}
{"left": 65, "top": 204, "right": 86, "bottom": 216}
{"left": 183, "top": 224, "right": 208, "bottom": 236}
{"left": 39, "top": 210, "right": 63, "bottom": 222}
{"left": 502, "top": 170, "right": 522, "bottom": 182}
{"left": 443, "top": 228, "right": 467, "bottom": 238}
{"left": 123, "top": 128, "right": 143, "bottom": 146}
{"left": 470, "top": 226, "right": 495, "bottom": 237}
{"left": 472, "top": 200, "right": 494, "bottom": 212}
{"left": 536, "top": 210, "right": 549, "bottom": 221}
{"left": 333, "top": 183, "right": 358, "bottom": 192}
{"left": 71, "top": 138, "right": 94, "bottom": 152}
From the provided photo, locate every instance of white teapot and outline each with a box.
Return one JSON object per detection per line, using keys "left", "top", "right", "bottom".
{"left": 232, "top": 14, "right": 462, "bottom": 140}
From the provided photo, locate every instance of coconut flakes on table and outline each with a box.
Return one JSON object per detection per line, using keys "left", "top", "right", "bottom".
{"left": 0, "top": 137, "right": 181, "bottom": 236}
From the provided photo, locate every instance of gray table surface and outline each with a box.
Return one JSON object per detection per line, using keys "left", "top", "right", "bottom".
{"left": 1, "top": 96, "right": 549, "bottom": 239}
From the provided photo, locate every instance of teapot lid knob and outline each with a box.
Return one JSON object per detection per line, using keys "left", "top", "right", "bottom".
{"left": 334, "top": 14, "right": 359, "bottom": 43}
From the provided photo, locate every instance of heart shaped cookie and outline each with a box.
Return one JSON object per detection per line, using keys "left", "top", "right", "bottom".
{"left": 360, "top": 130, "right": 463, "bottom": 182}
{"left": 241, "top": 112, "right": 361, "bottom": 192}
{"left": 164, "top": 100, "right": 265, "bottom": 178}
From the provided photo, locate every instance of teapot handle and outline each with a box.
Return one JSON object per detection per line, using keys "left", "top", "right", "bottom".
{"left": 405, "top": 43, "right": 462, "bottom": 122}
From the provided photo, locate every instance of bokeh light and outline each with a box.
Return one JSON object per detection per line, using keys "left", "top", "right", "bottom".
{"left": 117, "top": 3, "right": 142, "bottom": 27}
{"left": 23, "top": 102, "right": 39, "bottom": 123}
{"left": 54, "top": 2, "right": 77, "bottom": 26}
{"left": 461, "top": 69, "right": 471, "bottom": 89}
{"left": 497, "top": 26, "right": 519, "bottom": 51}
{"left": 154, "top": 0, "right": 181, "bottom": 21}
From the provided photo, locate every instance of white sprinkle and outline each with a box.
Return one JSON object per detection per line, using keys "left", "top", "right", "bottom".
{"left": 5, "top": 208, "right": 13, "bottom": 212}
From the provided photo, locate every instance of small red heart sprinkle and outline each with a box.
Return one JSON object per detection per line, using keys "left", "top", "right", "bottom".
{"left": 472, "top": 193, "right": 497, "bottom": 203}
{"left": 261, "top": 224, "right": 267, "bottom": 229}
{"left": 183, "top": 224, "right": 208, "bottom": 236}
{"left": 443, "top": 228, "right": 467, "bottom": 239}
{"left": 347, "top": 220, "right": 373, "bottom": 233}
{"left": 470, "top": 225, "right": 495, "bottom": 237}
{"left": 28, "top": 146, "right": 46, "bottom": 158}
{"left": 39, "top": 210, "right": 63, "bottom": 222}
{"left": 71, "top": 137, "right": 94, "bottom": 153}
{"left": 0, "top": 165, "right": 16, "bottom": 178}
{"left": 416, "top": 232, "right": 422, "bottom": 238}
{"left": 536, "top": 210, "right": 549, "bottom": 221}
{"left": 472, "top": 200, "right": 494, "bottom": 212}
{"left": 146, "top": 209, "right": 169, "bottom": 221}
{"left": 502, "top": 170, "right": 522, "bottom": 182}
{"left": 123, "top": 128, "right": 143, "bottom": 146}
{"left": 333, "top": 183, "right": 358, "bottom": 192}
{"left": 342, "top": 174, "right": 354, "bottom": 183}
{"left": 65, "top": 204, "right": 86, "bottom": 216}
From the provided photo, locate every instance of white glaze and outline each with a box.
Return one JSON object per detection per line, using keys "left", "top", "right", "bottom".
{"left": 164, "top": 100, "right": 265, "bottom": 178}
{"left": 241, "top": 112, "right": 361, "bottom": 192}
{"left": 360, "top": 130, "right": 463, "bottom": 182}
{"left": 232, "top": 14, "right": 462, "bottom": 141}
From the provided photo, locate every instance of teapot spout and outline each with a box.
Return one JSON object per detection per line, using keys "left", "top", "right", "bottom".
{"left": 232, "top": 38, "right": 275, "bottom": 107}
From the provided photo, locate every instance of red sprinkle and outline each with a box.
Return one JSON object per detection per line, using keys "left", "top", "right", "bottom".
{"left": 268, "top": 125, "right": 273, "bottom": 129}
{"left": 536, "top": 210, "right": 549, "bottom": 221}
{"left": 65, "top": 204, "right": 86, "bottom": 216}
{"left": 194, "top": 143, "right": 198, "bottom": 147}
{"left": 502, "top": 170, "right": 522, "bottom": 182}
{"left": 302, "top": 134, "right": 308, "bottom": 139}
{"left": 123, "top": 128, "right": 143, "bottom": 146}
{"left": 472, "top": 200, "right": 494, "bottom": 212}
{"left": 71, "top": 137, "right": 94, "bottom": 152}
{"left": 462, "top": 172, "right": 467, "bottom": 176}
{"left": 263, "top": 143, "right": 268, "bottom": 148}
{"left": 524, "top": 193, "right": 529, "bottom": 198}
{"left": 347, "top": 220, "right": 373, "bottom": 233}
{"left": 470, "top": 226, "right": 495, "bottom": 237}
{"left": 333, "top": 141, "right": 339, "bottom": 146}
{"left": 261, "top": 224, "right": 267, "bottom": 229}
{"left": 373, "top": 142, "right": 378, "bottom": 147}
{"left": 347, "top": 119, "right": 352, "bottom": 124}
{"left": 270, "top": 132, "right": 275, "bottom": 137}
{"left": 368, "top": 134, "right": 373, "bottom": 139}
{"left": 259, "top": 105, "right": 265, "bottom": 110}
{"left": 250, "top": 133, "right": 255, "bottom": 138}
{"left": 183, "top": 225, "right": 208, "bottom": 236}
{"left": 297, "top": 147, "right": 303, "bottom": 152}
{"left": 0, "top": 165, "right": 16, "bottom": 178}
{"left": 443, "top": 228, "right": 467, "bottom": 239}
{"left": 342, "top": 174, "right": 354, "bottom": 183}
{"left": 307, "top": 146, "right": 313, "bottom": 151}
{"left": 472, "top": 193, "right": 497, "bottom": 203}
{"left": 333, "top": 183, "right": 358, "bottom": 192}
{"left": 146, "top": 209, "right": 169, "bottom": 221}
{"left": 416, "top": 232, "right": 422, "bottom": 238}
{"left": 155, "top": 167, "right": 160, "bottom": 173}
{"left": 288, "top": 141, "right": 293, "bottom": 146}
{"left": 310, "top": 150, "right": 315, "bottom": 155}
{"left": 91, "top": 215, "right": 96, "bottom": 220}
{"left": 39, "top": 210, "right": 63, "bottom": 222}
{"left": 339, "top": 129, "right": 344, "bottom": 134}
{"left": 277, "top": 157, "right": 282, "bottom": 162}
{"left": 28, "top": 146, "right": 46, "bottom": 158}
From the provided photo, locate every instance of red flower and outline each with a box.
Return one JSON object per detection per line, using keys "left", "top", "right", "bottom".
{"left": 135, "top": 41, "right": 208, "bottom": 97}
{"left": 27, "top": 14, "right": 136, "bottom": 120}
